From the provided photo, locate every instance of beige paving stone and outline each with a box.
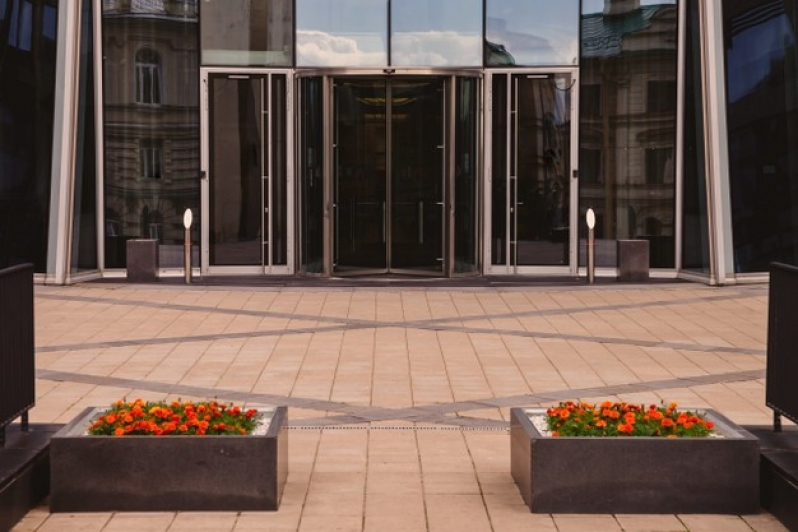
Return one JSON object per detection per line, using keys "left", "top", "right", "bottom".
{"left": 552, "top": 515, "right": 623, "bottom": 532}
{"left": 741, "top": 513, "right": 792, "bottom": 532}
{"left": 615, "top": 514, "right": 687, "bottom": 532}
{"left": 678, "top": 515, "right": 766, "bottom": 532}
{"left": 33, "top": 514, "right": 112, "bottom": 532}
{"left": 101, "top": 513, "right": 176, "bottom": 532}
{"left": 166, "top": 512, "right": 238, "bottom": 531}
{"left": 425, "top": 494, "right": 492, "bottom": 532}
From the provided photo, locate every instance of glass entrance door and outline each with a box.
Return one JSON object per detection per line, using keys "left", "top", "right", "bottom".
{"left": 333, "top": 77, "right": 445, "bottom": 275}
{"left": 490, "top": 71, "right": 577, "bottom": 273}
{"left": 204, "top": 72, "right": 289, "bottom": 273}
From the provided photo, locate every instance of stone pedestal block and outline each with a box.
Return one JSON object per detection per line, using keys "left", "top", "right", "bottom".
{"left": 126, "top": 239, "right": 158, "bottom": 282}
{"left": 617, "top": 239, "right": 649, "bottom": 282}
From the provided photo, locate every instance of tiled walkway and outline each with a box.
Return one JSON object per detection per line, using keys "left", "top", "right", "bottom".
{"left": 12, "top": 281, "right": 789, "bottom": 532}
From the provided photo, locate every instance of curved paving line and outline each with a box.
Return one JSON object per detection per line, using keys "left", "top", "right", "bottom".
{"left": 36, "top": 368, "right": 764, "bottom": 429}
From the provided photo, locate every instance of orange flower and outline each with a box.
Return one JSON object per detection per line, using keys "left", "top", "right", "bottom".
{"left": 114, "top": 427, "right": 124, "bottom": 436}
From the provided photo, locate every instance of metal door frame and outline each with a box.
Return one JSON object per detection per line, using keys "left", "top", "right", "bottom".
{"left": 200, "top": 68, "right": 295, "bottom": 276}
{"left": 484, "top": 68, "right": 580, "bottom": 276}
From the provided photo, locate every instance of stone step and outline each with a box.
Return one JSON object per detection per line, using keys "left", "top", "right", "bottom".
{"left": 0, "top": 424, "right": 62, "bottom": 532}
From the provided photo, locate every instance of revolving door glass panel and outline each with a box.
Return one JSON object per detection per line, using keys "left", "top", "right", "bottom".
{"left": 333, "top": 77, "right": 445, "bottom": 274}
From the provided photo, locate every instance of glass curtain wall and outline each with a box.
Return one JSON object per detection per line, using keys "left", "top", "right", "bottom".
{"left": 682, "top": 0, "right": 710, "bottom": 273}
{"left": 579, "top": 0, "right": 679, "bottom": 268}
{"left": 71, "top": 0, "right": 98, "bottom": 273}
{"left": 101, "top": 0, "right": 200, "bottom": 269}
{"left": 485, "top": 0, "right": 579, "bottom": 66}
{"left": 201, "top": 0, "right": 292, "bottom": 66}
{"left": 391, "top": 0, "right": 482, "bottom": 66}
{"left": 0, "top": 0, "right": 59, "bottom": 271}
{"left": 723, "top": 0, "right": 798, "bottom": 272}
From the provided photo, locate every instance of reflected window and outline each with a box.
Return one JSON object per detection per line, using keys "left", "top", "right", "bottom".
{"left": 102, "top": 4, "right": 200, "bottom": 268}
{"left": 486, "top": 0, "right": 579, "bottom": 66}
{"left": 296, "top": 0, "right": 387, "bottom": 67}
{"left": 579, "top": 0, "right": 678, "bottom": 268}
{"left": 135, "top": 49, "right": 161, "bottom": 105}
{"left": 139, "top": 140, "right": 163, "bottom": 179}
{"left": 201, "top": 0, "right": 292, "bottom": 66}
{"left": 647, "top": 80, "right": 676, "bottom": 113}
{"left": 723, "top": 0, "right": 798, "bottom": 272}
{"left": 391, "top": 0, "right": 482, "bottom": 66}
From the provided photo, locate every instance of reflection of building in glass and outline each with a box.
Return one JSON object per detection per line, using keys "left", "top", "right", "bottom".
{"left": 580, "top": 0, "right": 677, "bottom": 267}
{"left": 6, "top": 0, "right": 798, "bottom": 287}
{"left": 102, "top": 0, "right": 200, "bottom": 268}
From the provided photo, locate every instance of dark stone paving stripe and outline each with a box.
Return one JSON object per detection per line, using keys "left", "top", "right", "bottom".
{"left": 34, "top": 322, "right": 376, "bottom": 353}
{"left": 36, "top": 288, "right": 764, "bottom": 336}
{"left": 36, "top": 368, "right": 764, "bottom": 429}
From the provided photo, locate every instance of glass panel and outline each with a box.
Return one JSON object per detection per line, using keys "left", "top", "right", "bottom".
{"left": 515, "top": 75, "right": 571, "bottom": 266}
{"left": 454, "top": 77, "right": 479, "bottom": 274}
{"left": 201, "top": 0, "right": 292, "bottom": 66}
{"left": 391, "top": 0, "right": 482, "bottom": 67}
{"left": 723, "top": 0, "right": 798, "bottom": 272}
{"left": 682, "top": 0, "right": 710, "bottom": 273}
{"left": 272, "top": 75, "right": 288, "bottom": 266}
{"left": 102, "top": 2, "right": 200, "bottom": 268}
{"left": 491, "top": 75, "right": 509, "bottom": 265}
{"left": 391, "top": 79, "right": 445, "bottom": 270}
{"left": 486, "top": 0, "right": 579, "bottom": 66}
{"left": 71, "top": 0, "right": 98, "bottom": 273}
{"left": 579, "top": 0, "right": 677, "bottom": 268}
{"left": 296, "top": 0, "right": 387, "bottom": 67}
{"left": 0, "top": 0, "right": 58, "bottom": 271}
{"left": 334, "top": 80, "right": 387, "bottom": 271}
{"left": 299, "top": 77, "right": 325, "bottom": 273}
{"left": 209, "top": 76, "right": 263, "bottom": 265}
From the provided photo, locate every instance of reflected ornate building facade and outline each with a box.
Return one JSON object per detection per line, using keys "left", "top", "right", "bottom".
{"left": 0, "top": 0, "right": 791, "bottom": 285}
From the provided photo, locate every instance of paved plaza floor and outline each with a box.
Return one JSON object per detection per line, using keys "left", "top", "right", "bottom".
{"left": 10, "top": 280, "right": 790, "bottom": 532}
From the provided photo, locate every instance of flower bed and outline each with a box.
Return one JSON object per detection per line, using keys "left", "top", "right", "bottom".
{"left": 545, "top": 400, "right": 715, "bottom": 437}
{"left": 510, "top": 405, "right": 760, "bottom": 514}
{"left": 50, "top": 402, "right": 288, "bottom": 512}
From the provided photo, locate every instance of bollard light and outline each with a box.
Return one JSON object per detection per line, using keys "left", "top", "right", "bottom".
{"left": 586, "top": 208, "right": 596, "bottom": 285}
{"left": 183, "top": 208, "right": 192, "bottom": 284}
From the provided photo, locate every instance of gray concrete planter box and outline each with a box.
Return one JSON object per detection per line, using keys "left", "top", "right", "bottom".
{"left": 510, "top": 407, "right": 759, "bottom": 514}
{"left": 50, "top": 406, "right": 287, "bottom": 512}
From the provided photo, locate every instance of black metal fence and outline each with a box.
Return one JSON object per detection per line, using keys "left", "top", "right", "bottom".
{"left": 0, "top": 263, "right": 35, "bottom": 446}
{"left": 767, "top": 262, "right": 798, "bottom": 431}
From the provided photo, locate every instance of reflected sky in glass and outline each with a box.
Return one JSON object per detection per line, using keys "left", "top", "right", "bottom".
{"left": 582, "top": 0, "right": 676, "bottom": 14}
{"left": 486, "top": 0, "right": 579, "bottom": 66}
{"left": 296, "top": 0, "right": 387, "bottom": 66}
{"left": 391, "top": 0, "right": 482, "bottom": 66}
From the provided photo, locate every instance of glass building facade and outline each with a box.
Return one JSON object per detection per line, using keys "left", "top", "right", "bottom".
{"left": 0, "top": 0, "right": 791, "bottom": 285}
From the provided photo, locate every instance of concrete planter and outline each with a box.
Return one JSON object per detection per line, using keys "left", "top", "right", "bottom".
{"left": 50, "top": 406, "right": 287, "bottom": 512}
{"left": 510, "top": 407, "right": 759, "bottom": 514}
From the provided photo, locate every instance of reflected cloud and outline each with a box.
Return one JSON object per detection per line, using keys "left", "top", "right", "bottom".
{"left": 391, "top": 31, "right": 481, "bottom": 67}
{"left": 297, "top": 30, "right": 386, "bottom": 66}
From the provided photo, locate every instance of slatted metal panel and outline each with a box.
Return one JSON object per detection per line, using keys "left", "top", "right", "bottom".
{"left": 767, "top": 262, "right": 798, "bottom": 429}
{"left": 0, "top": 264, "right": 35, "bottom": 432}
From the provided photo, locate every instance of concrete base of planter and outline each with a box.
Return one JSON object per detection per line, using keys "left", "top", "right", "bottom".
{"left": 0, "top": 424, "right": 62, "bottom": 532}
{"left": 50, "top": 406, "right": 287, "bottom": 512}
{"left": 511, "top": 407, "right": 759, "bottom": 514}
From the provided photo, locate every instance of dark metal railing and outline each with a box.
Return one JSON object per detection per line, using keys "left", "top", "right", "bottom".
{"left": 767, "top": 262, "right": 798, "bottom": 431}
{"left": 0, "top": 263, "right": 35, "bottom": 447}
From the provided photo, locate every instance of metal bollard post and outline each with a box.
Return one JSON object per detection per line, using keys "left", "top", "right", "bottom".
{"left": 183, "top": 209, "right": 192, "bottom": 285}
{"left": 586, "top": 208, "right": 596, "bottom": 284}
